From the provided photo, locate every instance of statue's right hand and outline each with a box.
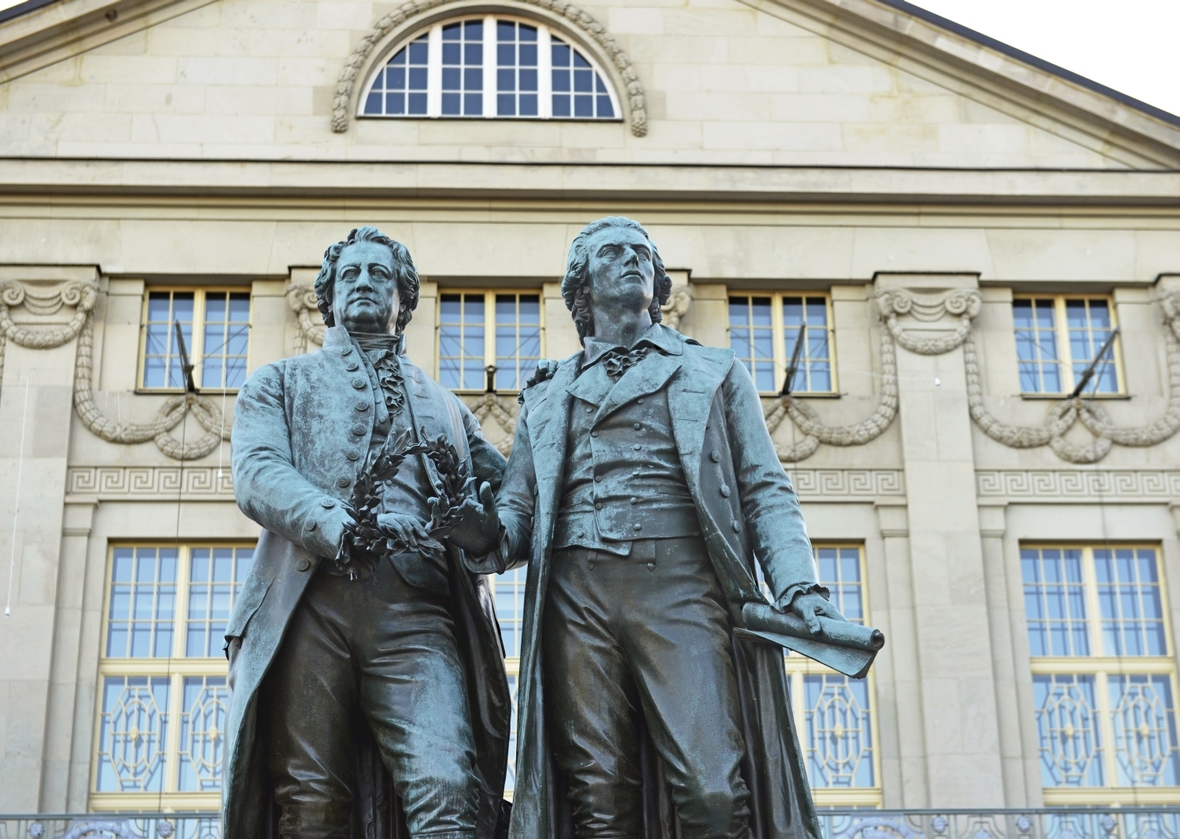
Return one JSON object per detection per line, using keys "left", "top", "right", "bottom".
{"left": 376, "top": 512, "right": 432, "bottom": 551}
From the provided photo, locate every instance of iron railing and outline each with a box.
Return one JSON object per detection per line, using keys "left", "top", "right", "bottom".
{"left": 1, "top": 809, "right": 1178, "bottom": 839}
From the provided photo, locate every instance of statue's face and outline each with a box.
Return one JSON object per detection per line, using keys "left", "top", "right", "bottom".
{"left": 585, "top": 226, "right": 655, "bottom": 316}
{"left": 332, "top": 241, "right": 401, "bottom": 334}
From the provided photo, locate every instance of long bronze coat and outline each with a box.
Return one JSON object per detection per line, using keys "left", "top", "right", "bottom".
{"left": 497, "top": 325, "right": 822, "bottom": 839}
{"left": 223, "top": 326, "right": 510, "bottom": 839}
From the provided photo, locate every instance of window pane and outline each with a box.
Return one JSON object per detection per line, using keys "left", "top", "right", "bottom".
{"left": 505, "top": 673, "right": 520, "bottom": 796}
{"left": 106, "top": 547, "right": 177, "bottom": 658}
{"left": 95, "top": 676, "right": 170, "bottom": 792}
{"left": 494, "top": 294, "right": 543, "bottom": 390}
{"left": 489, "top": 566, "right": 528, "bottom": 659}
{"left": 1013, "top": 298, "right": 1062, "bottom": 394}
{"left": 1095, "top": 547, "right": 1168, "bottom": 656}
{"left": 364, "top": 36, "right": 430, "bottom": 116}
{"left": 728, "top": 296, "right": 776, "bottom": 393}
{"left": 805, "top": 674, "right": 875, "bottom": 788}
{"left": 186, "top": 547, "right": 255, "bottom": 657}
{"left": 439, "top": 293, "right": 486, "bottom": 390}
{"left": 496, "top": 20, "right": 539, "bottom": 117}
{"left": 442, "top": 21, "right": 483, "bottom": 116}
{"left": 200, "top": 291, "right": 250, "bottom": 389}
{"left": 1022, "top": 548, "right": 1089, "bottom": 657}
{"left": 1066, "top": 299, "right": 1119, "bottom": 394}
{"left": 551, "top": 36, "right": 613, "bottom": 120}
{"left": 815, "top": 547, "right": 863, "bottom": 624}
{"left": 783, "top": 295, "right": 833, "bottom": 393}
{"left": 178, "top": 676, "right": 229, "bottom": 792}
{"left": 1109, "top": 674, "right": 1180, "bottom": 786}
{"left": 143, "top": 291, "right": 194, "bottom": 389}
{"left": 1034, "top": 674, "right": 1104, "bottom": 787}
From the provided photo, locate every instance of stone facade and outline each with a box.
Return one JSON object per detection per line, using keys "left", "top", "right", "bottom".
{"left": 1, "top": 0, "right": 1180, "bottom": 818}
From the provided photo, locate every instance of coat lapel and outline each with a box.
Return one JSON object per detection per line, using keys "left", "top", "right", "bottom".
{"left": 590, "top": 349, "right": 683, "bottom": 427}
{"left": 667, "top": 346, "right": 734, "bottom": 497}
{"left": 527, "top": 358, "right": 579, "bottom": 526}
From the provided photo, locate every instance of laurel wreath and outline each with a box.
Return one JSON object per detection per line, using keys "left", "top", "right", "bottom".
{"left": 335, "top": 428, "right": 474, "bottom": 579}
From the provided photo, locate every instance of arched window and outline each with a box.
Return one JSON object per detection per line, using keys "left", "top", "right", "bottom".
{"left": 359, "top": 16, "right": 620, "bottom": 120}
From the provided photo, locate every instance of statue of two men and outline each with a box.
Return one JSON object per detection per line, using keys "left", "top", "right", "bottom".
{"left": 223, "top": 219, "right": 844, "bottom": 839}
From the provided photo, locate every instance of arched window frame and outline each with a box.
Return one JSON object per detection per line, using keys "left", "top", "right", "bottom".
{"left": 355, "top": 14, "right": 623, "bottom": 121}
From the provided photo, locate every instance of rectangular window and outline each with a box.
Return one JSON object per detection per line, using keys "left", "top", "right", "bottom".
{"left": 142, "top": 289, "right": 251, "bottom": 391}
{"left": 788, "top": 545, "right": 880, "bottom": 805}
{"left": 1014, "top": 296, "right": 1122, "bottom": 395}
{"left": 728, "top": 293, "right": 836, "bottom": 395}
{"left": 437, "top": 291, "right": 543, "bottom": 392}
{"left": 93, "top": 544, "right": 254, "bottom": 810}
{"left": 1022, "top": 545, "right": 1179, "bottom": 803}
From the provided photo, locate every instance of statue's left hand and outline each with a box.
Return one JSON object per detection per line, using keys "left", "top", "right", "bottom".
{"left": 449, "top": 482, "right": 501, "bottom": 556}
{"left": 781, "top": 591, "right": 846, "bottom": 635}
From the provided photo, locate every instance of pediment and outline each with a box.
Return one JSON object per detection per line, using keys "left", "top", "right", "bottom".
{"left": 1, "top": 0, "right": 1178, "bottom": 168}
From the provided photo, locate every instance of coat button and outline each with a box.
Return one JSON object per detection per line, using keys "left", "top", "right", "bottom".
{"left": 351, "top": 424, "right": 366, "bottom": 437}
{"left": 633, "top": 444, "right": 641, "bottom": 450}
{"left": 356, "top": 401, "right": 370, "bottom": 412}
{"left": 296, "top": 558, "right": 312, "bottom": 572}
{"left": 630, "top": 497, "right": 638, "bottom": 504}
{"left": 633, "top": 422, "right": 642, "bottom": 430}
{"left": 591, "top": 431, "right": 598, "bottom": 438}
{"left": 346, "top": 362, "right": 360, "bottom": 372}
{"left": 633, "top": 523, "right": 643, "bottom": 532}
{"left": 341, "top": 347, "right": 353, "bottom": 356}
{"left": 337, "top": 476, "right": 351, "bottom": 488}
{"left": 306, "top": 521, "right": 317, "bottom": 531}
{"left": 595, "top": 503, "right": 602, "bottom": 510}
{"left": 637, "top": 398, "right": 644, "bottom": 405}
{"left": 320, "top": 498, "right": 336, "bottom": 508}
{"left": 585, "top": 407, "right": 593, "bottom": 413}
{"left": 720, "top": 484, "right": 731, "bottom": 498}
{"left": 731, "top": 520, "right": 742, "bottom": 533}
{"left": 711, "top": 450, "right": 722, "bottom": 463}
{"left": 594, "top": 475, "right": 602, "bottom": 482}
{"left": 352, "top": 378, "right": 366, "bottom": 389}
{"left": 346, "top": 451, "right": 360, "bottom": 461}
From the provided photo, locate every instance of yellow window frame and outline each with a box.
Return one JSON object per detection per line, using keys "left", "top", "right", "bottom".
{"left": 1013, "top": 295, "right": 1126, "bottom": 396}
{"left": 727, "top": 292, "right": 838, "bottom": 396}
{"left": 91, "top": 542, "right": 255, "bottom": 813}
{"left": 788, "top": 542, "right": 882, "bottom": 807}
{"left": 138, "top": 287, "right": 253, "bottom": 394}
{"left": 435, "top": 289, "right": 546, "bottom": 394}
{"left": 1022, "top": 542, "right": 1179, "bottom": 804}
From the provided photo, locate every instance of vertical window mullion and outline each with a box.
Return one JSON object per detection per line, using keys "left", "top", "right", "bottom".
{"left": 538, "top": 26, "right": 552, "bottom": 118}
{"left": 1055, "top": 297, "right": 1071, "bottom": 392}
{"left": 427, "top": 25, "right": 443, "bottom": 117}
{"left": 484, "top": 292, "right": 496, "bottom": 375}
{"left": 1094, "top": 668, "right": 1119, "bottom": 787}
{"left": 771, "top": 293, "right": 787, "bottom": 393}
{"left": 482, "top": 15, "right": 495, "bottom": 118}
{"left": 825, "top": 295, "right": 837, "bottom": 393}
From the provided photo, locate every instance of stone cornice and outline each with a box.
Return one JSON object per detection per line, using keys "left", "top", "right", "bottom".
{"left": 0, "top": 0, "right": 219, "bottom": 84}
{"left": 2, "top": 159, "right": 1180, "bottom": 207}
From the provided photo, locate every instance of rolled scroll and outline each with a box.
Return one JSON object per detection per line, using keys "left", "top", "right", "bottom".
{"left": 736, "top": 601, "right": 885, "bottom": 679}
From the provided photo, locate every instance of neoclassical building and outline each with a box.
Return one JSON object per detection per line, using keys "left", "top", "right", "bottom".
{"left": 1, "top": 0, "right": 1179, "bottom": 824}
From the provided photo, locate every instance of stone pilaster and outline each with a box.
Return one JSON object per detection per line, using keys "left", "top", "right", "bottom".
{"left": 875, "top": 273, "right": 1005, "bottom": 807}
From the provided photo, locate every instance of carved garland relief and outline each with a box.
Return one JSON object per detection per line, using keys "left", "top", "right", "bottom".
{"left": 3, "top": 277, "right": 1179, "bottom": 466}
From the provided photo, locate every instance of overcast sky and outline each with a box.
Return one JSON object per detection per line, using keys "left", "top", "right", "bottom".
{"left": 1, "top": 0, "right": 1176, "bottom": 119}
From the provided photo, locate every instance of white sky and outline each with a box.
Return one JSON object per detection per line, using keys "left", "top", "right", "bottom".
{"left": 1, "top": 0, "right": 1176, "bottom": 119}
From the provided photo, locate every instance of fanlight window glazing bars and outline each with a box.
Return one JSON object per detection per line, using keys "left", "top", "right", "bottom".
{"left": 360, "top": 16, "right": 620, "bottom": 120}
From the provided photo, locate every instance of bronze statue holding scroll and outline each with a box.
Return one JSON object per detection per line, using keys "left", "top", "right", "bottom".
{"left": 458, "top": 216, "right": 882, "bottom": 839}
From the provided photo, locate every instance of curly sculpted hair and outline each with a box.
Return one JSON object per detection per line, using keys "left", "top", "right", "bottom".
{"left": 560, "top": 217, "right": 672, "bottom": 343}
{"left": 314, "top": 226, "right": 420, "bottom": 334}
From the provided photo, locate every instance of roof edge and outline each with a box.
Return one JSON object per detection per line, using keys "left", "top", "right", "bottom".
{"left": 876, "top": 0, "right": 1180, "bottom": 128}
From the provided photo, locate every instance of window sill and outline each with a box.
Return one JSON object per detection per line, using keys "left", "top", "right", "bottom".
{"left": 357, "top": 115, "right": 624, "bottom": 124}
{"left": 1019, "top": 393, "right": 1129, "bottom": 401}
{"left": 759, "top": 392, "right": 842, "bottom": 399}
{"left": 135, "top": 388, "right": 241, "bottom": 396}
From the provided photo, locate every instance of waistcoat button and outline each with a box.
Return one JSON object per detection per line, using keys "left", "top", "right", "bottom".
{"left": 356, "top": 401, "right": 370, "bottom": 412}
{"left": 320, "top": 498, "right": 336, "bottom": 508}
{"left": 346, "top": 362, "right": 360, "bottom": 372}
{"left": 346, "top": 451, "right": 360, "bottom": 461}
{"left": 711, "top": 450, "right": 722, "bottom": 462}
{"left": 586, "top": 407, "right": 593, "bottom": 413}
{"left": 337, "top": 476, "right": 351, "bottom": 488}
{"left": 341, "top": 347, "right": 353, "bottom": 356}
{"left": 720, "top": 484, "right": 731, "bottom": 498}
{"left": 595, "top": 503, "right": 602, "bottom": 510}
{"left": 594, "top": 475, "right": 602, "bottom": 482}
{"left": 351, "top": 424, "right": 366, "bottom": 436}
{"left": 637, "top": 398, "right": 644, "bottom": 404}
{"left": 306, "top": 521, "right": 317, "bottom": 531}
{"left": 731, "top": 520, "right": 741, "bottom": 533}
{"left": 296, "top": 558, "right": 312, "bottom": 572}
{"left": 352, "top": 378, "right": 366, "bottom": 389}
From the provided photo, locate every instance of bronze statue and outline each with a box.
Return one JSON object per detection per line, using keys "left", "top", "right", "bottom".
{"left": 461, "top": 217, "right": 848, "bottom": 839}
{"left": 222, "top": 227, "right": 510, "bottom": 839}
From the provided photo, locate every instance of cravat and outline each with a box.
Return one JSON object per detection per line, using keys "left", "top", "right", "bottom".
{"left": 601, "top": 345, "right": 650, "bottom": 380}
{"left": 351, "top": 332, "right": 406, "bottom": 415}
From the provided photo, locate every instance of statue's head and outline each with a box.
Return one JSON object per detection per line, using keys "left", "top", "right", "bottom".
{"left": 561, "top": 216, "right": 672, "bottom": 343}
{"left": 314, "top": 226, "right": 420, "bottom": 335}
